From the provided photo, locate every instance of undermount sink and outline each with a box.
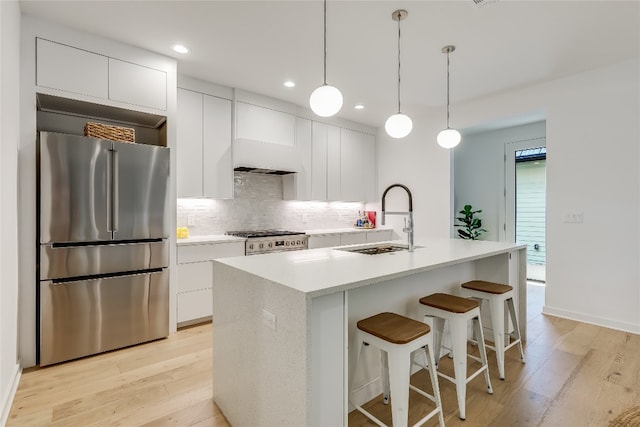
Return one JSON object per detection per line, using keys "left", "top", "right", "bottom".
{"left": 337, "top": 244, "right": 414, "bottom": 255}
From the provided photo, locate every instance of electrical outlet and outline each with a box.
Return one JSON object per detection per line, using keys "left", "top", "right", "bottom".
{"left": 563, "top": 212, "right": 584, "bottom": 223}
{"left": 187, "top": 215, "right": 195, "bottom": 226}
{"left": 262, "top": 309, "right": 276, "bottom": 330}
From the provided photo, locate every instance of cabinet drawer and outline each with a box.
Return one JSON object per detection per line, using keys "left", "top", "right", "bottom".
{"left": 177, "top": 289, "right": 212, "bottom": 323}
{"left": 177, "top": 261, "right": 213, "bottom": 293}
{"left": 36, "top": 38, "right": 108, "bottom": 99}
{"left": 177, "top": 242, "right": 245, "bottom": 264}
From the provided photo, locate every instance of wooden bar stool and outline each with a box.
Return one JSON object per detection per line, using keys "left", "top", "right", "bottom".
{"left": 460, "top": 280, "right": 525, "bottom": 380}
{"left": 419, "top": 293, "right": 493, "bottom": 420}
{"left": 350, "top": 312, "right": 445, "bottom": 427}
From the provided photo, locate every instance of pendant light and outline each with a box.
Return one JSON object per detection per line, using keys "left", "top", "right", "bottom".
{"left": 385, "top": 9, "right": 412, "bottom": 139}
{"left": 437, "top": 45, "right": 461, "bottom": 148}
{"left": 309, "top": 0, "right": 343, "bottom": 117}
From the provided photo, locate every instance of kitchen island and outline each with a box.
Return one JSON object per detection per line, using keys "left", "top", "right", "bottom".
{"left": 212, "top": 238, "right": 526, "bottom": 426}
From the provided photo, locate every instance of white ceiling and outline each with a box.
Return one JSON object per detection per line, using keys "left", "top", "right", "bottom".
{"left": 19, "top": 1, "right": 640, "bottom": 129}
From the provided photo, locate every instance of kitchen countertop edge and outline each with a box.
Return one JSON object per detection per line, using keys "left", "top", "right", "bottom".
{"left": 176, "top": 235, "right": 246, "bottom": 246}
{"left": 214, "top": 238, "right": 527, "bottom": 298}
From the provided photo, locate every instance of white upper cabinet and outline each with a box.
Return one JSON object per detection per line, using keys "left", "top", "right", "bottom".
{"left": 340, "top": 128, "right": 376, "bottom": 202}
{"left": 310, "top": 123, "right": 375, "bottom": 202}
{"left": 35, "top": 38, "right": 168, "bottom": 112}
{"left": 311, "top": 122, "right": 341, "bottom": 201}
{"left": 177, "top": 88, "right": 233, "bottom": 199}
{"left": 284, "top": 118, "right": 313, "bottom": 201}
{"left": 177, "top": 88, "right": 204, "bottom": 197}
{"left": 108, "top": 59, "right": 167, "bottom": 111}
{"left": 327, "top": 126, "right": 342, "bottom": 201}
{"left": 36, "top": 38, "right": 108, "bottom": 99}
{"left": 203, "top": 94, "right": 233, "bottom": 199}
{"left": 311, "top": 122, "right": 329, "bottom": 201}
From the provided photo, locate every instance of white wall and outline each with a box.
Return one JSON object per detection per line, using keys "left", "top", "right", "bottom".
{"left": 377, "top": 116, "right": 452, "bottom": 241}
{"left": 453, "top": 59, "right": 640, "bottom": 333}
{"left": 0, "top": 1, "right": 22, "bottom": 424}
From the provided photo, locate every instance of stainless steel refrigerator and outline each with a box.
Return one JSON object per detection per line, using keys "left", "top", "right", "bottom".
{"left": 37, "top": 131, "right": 170, "bottom": 366}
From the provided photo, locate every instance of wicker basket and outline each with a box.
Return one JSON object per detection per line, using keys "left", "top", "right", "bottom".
{"left": 84, "top": 122, "right": 135, "bottom": 143}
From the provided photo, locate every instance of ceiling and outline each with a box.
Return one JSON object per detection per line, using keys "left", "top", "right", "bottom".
{"left": 19, "top": 1, "right": 640, "bottom": 130}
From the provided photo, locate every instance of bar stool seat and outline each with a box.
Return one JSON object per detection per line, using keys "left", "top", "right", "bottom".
{"left": 350, "top": 312, "right": 445, "bottom": 427}
{"left": 419, "top": 293, "right": 493, "bottom": 420}
{"left": 460, "top": 280, "right": 525, "bottom": 380}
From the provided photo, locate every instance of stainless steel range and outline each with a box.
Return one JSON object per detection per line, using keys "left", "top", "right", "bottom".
{"left": 225, "top": 230, "right": 308, "bottom": 255}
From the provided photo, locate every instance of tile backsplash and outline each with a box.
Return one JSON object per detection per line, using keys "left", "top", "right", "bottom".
{"left": 177, "top": 172, "right": 367, "bottom": 235}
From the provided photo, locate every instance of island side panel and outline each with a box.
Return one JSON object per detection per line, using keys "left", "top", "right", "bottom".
{"left": 310, "top": 291, "right": 346, "bottom": 427}
{"left": 212, "top": 261, "right": 309, "bottom": 427}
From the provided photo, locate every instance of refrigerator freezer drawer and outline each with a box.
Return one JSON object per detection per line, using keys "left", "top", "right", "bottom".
{"left": 40, "top": 239, "right": 168, "bottom": 280}
{"left": 39, "top": 269, "right": 169, "bottom": 366}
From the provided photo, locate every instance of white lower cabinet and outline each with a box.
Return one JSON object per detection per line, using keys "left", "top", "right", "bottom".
{"left": 340, "top": 232, "right": 367, "bottom": 246}
{"left": 308, "top": 234, "right": 341, "bottom": 249}
{"left": 308, "top": 230, "right": 393, "bottom": 249}
{"left": 366, "top": 229, "right": 393, "bottom": 243}
{"left": 177, "top": 289, "right": 213, "bottom": 323}
{"left": 177, "top": 241, "right": 244, "bottom": 325}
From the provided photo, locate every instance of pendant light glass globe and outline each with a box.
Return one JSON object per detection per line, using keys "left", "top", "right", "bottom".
{"left": 386, "top": 10, "right": 411, "bottom": 139}
{"left": 385, "top": 113, "right": 413, "bottom": 139}
{"left": 310, "top": 84, "right": 343, "bottom": 117}
{"left": 437, "top": 128, "right": 461, "bottom": 148}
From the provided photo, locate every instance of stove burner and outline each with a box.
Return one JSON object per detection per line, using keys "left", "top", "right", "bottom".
{"left": 225, "top": 230, "right": 305, "bottom": 238}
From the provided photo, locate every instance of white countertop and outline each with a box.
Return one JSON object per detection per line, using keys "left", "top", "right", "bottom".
{"left": 214, "top": 238, "right": 526, "bottom": 297}
{"left": 176, "top": 234, "right": 246, "bottom": 246}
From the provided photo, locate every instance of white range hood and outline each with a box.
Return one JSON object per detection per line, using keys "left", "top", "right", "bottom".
{"left": 233, "top": 90, "right": 301, "bottom": 174}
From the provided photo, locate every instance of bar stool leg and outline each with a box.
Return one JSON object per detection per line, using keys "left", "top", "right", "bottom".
{"left": 381, "top": 350, "right": 390, "bottom": 404}
{"left": 473, "top": 316, "right": 494, "bottom": 395}
{"left": 428, "top": 316, "right": 446, "bottom": 366}
{"left": 387, "top": 348, "right": 411, "bottom": 427}
{"left": 489, "top": 297, "right": 506, "bottom": 380}
{"left": 506, "top": 297, "right": 526, "bottom": 362}
{"left": 424, "top": 342, "right": 446, "bottom": 427}
{"left": 449, "top": 315, "right": 469, "bottom": 420}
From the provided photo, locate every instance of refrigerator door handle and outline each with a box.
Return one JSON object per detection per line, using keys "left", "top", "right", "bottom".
{"left": 106, "top": 148, "right": 113, "bottom": 233}
{"left": 112, "top": 148, "right": 119, "bottom": 233}
{"left": 49, "top": 267, "right": 165, "bottom": 285}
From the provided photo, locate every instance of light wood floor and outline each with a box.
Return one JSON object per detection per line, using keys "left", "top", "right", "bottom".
{"left": 8, "top": 284, "right": 640, "bottom": 426}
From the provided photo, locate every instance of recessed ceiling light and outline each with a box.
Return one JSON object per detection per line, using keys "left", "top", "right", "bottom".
{"left": 354, "top": 104, "right": 365, "bottom": 110}
{"left": 172, "top": 44, "right": 190, "bottom": 54}
{"left": 284, "top": 81, "right": 296, "bottom": 88}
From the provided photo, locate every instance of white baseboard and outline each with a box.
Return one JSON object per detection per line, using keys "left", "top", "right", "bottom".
{"left": 1, "top": 363, "right": 21, "bottom": 427}
{"left": 543, "top": 305, "right": 640, "bottom": 335}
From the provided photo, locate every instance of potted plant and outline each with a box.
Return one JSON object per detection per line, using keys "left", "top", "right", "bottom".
{"left": 455, "top": 204, "right": 486, "bottom": 240}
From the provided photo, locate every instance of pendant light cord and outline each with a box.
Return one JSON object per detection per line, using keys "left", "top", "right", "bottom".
{"left": 396, "top": 17, "right": 402, "bottom": 113}
{"left": 323, "top": 0, "right": 327, "bottom": 85}
{"left": 446, "top": 50, "right": 450, "bottom": 128}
